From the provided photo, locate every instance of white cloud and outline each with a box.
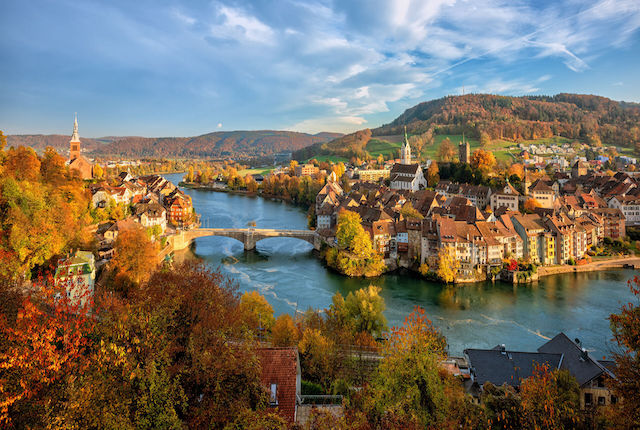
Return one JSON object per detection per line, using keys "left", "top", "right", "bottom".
{"left": 210, "top": 4, "right": 275, "bottom": 44}
{"left": 217, "top": 122, "right": 223, "bottom": 128}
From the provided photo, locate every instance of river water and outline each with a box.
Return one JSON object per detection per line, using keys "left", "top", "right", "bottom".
{"left": 164, "top": 173, "right": 636, "bottom": 357}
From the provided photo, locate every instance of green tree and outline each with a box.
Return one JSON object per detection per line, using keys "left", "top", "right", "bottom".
{"left": 480, "top": 131, "right": 491, "bottom": 147}
{"left": 343, "top": 285, "right": 387, "bottom": 337}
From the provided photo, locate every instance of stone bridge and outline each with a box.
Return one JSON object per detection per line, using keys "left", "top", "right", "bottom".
{"left": 170, "top": 228, "right": 322, "bottom": 251}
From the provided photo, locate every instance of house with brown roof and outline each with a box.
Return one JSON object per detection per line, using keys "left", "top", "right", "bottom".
{"left": 608, "top": 194, "right": 640, "bottom": 226}
{"left": 490, "top": 182, "right": 520, "bottom": 212}
{"left": 511, "top": 214, "right": 553, "bottom": 264}
{"left": 257, "top": 347, "right": 301, "bottom": 424}
{"left": 588, "top": 208, "right": 626, "bottom": 239}
{"left": 528, "top": 179, "right": 557, "bottom": 209}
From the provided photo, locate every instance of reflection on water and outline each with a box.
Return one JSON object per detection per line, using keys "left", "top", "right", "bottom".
{"left": 164, "top": 173, "right": 637, "bottom": 357}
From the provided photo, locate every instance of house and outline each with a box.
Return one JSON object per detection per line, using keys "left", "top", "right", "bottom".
{"left": 528, "top": 179, "right": 556, "bottom": 209}
{"left": 54, "top": 250, "right": 96, "bottom": 308}
{"left": 257, "top": 347, "right": 301, "bottom": 424}
{"left": 538, "top": 333, "right": 616, "bottom": 409}
{"left": 607, "top": 195, "right": 640, "bottom": 226}
{"left": 91, "top": 188, "right": 111, "bottom": 208}
{"left": 389, "top": 163, "right": 426, "bottom": 192}
{"left": 464, "top": 345, "right": 563, "bottom": 396}
{"left": 135, "top": 202, "right": 167, "bottom": 233}
{"left": 588, "top": 209, "right": 626, "bottom": 239}
{"left": 357, "top": 168, "right": 390, "bottom": 182}
{"left": 103, "top": 218, "right": 139, "bottom": 242}
{"left": 511, "top": 214, "right": 551, "bottom": 264}
{"left": 572, "top": 160, "right": 589, "bottom": 178}
{"left": 490, "top": 182, "right": 520, "bottom": 212}
{"left": 294, "top": 164, "right": 320, "bottom": 177}
{"left": 166, "top": 194, "right": 194, "bottom": 227}
{"left": 117, "top": 171, "right": 134, "bottom": 183}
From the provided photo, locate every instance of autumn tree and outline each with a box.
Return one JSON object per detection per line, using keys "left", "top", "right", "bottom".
{"left": 186, "top": 165, "right": 195, "bottom": 182}
{"left": 92, "top": 163, "right": 104, "bottom": 179}
{"left": 507, "top": 163, "right": 524, "bottom": 180}
{"left": 40, "top": 147, "right": 68, "bottom": 184}
{"left": 109, "top": 225, "right": 158, "bottom": 293}
{"left": 524, "top": 198, "right": 541, "bottom": 213}
{"left": 3, "top": 146, "right": 41, "bottom": 182}
{"left": 520, "top": 365, "right": 581, "bottom": 429}
{"left": 436, "top": 248, "right": 459, "bottom": 283}
{"left": 437, "top": 138, "right": 456, "bottom": 162}
{"left": 480, "top": 131, "right": 491, "bottom": 147}
{"left": 426, "top": 161, "right": 439, "bottom": 187}
{"left": 289, "top": 160, "right": 299, "bottom": 174}
{"left": 355, "top": 307, "right": 478, "bottom": 428}
{"left": 399, "top": 202, "right": 424, "bottom": 220}
{"left": 298, "top": 328, "right": 335, "bottom": 388}
{"left": 271, "top": 314, "right": 299, "bottom": 347}
{"left": 470, "top": 149, "right": 496, "bottom": 173}
{"left": 607, "top": 276, "right": 640, "bottom": 427}
{"left": 239, "top": 290, "right": 275, "bottom": 333}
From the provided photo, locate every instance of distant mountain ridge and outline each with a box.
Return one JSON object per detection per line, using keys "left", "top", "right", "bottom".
{"left": 294, "top": 93, "right": 640, "bottom": 160}
{"left": 7, "top": 130, "right": 343, "bottom": 159}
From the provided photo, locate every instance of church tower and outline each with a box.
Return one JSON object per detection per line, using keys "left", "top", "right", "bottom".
{"left": 401, "top": 126, "right": 412, "bottom": 165}
{"left": 69, "top": 113, "right": 81, "bottom": 161}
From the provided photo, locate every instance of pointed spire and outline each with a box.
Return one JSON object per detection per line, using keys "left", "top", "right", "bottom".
{"left": 404, "top": 125, "right": 408, "bottom": 147}
{"left": 71, "top": 112, "right": 80, "bottom": 142}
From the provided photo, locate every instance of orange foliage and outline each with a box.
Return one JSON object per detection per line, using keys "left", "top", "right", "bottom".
{"left": 524, "top": 198, "right": 541, "bottom": 212}
{"left": 470, "top": 149, "right": 496, "bottom": 172}
{"left": 507, "top": 163, "right": 524, "bottom": 179}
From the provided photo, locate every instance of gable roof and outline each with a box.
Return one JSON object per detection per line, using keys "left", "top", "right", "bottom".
{"left": 537, "top": 332, "right": 615, "bottom": 386}
{"left": 465, "top": 347, "right": 563, "bottom": 388}
{"left": 390, "top": 163, "right": 420, "bottom": 175}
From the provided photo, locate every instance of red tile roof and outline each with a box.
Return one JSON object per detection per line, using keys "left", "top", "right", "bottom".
{"left": 257, "top": 347, "right": 299, "bottom": 423}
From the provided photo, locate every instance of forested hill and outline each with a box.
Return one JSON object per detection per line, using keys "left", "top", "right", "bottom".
{"left": 7, "top": 130, "right": 343, "bottom": 159}
{"left": 295, "top": 93, "right": 640, "bottom": 161}
{"left": 377, "top": 93, "right": 640, "bottom": 146}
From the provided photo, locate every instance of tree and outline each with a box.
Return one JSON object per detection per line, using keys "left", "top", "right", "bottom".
{"left": 239, "top": 290, "right": 275, "bottom": 333}
{"left": 271, "top": 314, "right": 299, "bottom": 347}
{"left": 3, "top": 146, "right": 41, "bottom": 182}
{"left": 470, "top": 149, "right": 496, "bottom": 173}
{"left": 399, "top": 202, "right": 423, "bottom": 220}
{"left": 110, "top": 226, "right": 158, "bottom": 293}
{"left": 524, "top": 198, "right": 541, "bottom": 213}
{"left": 437, "top": 138, "right": 456, "bottom": 162}
{"left": 298, "top": 328, "right": 335, "bottom": 387}
{"left": 436, "top": 248, "right": 459, "bottom": 283}
{"left": 40, "top": 147, "right": 67, "bottom": 184}
{"left": 479, "top": 131, "right": 491, "bottom": 147}
{"left": 357, "top": 307, "right": 469, "bottom": 428}
{"left": 289, "top": 160, "right": 299, "bottom": 174}
{"left": 426, "top": 161, "right": 439, "bottom": 187}
{"left": 507, "top": 163, "right": 524, "bottom": 180}
{"left": 186, "top": 166, "right": 195, "bottom": 183}
{"left": 0, "top": 281, "right": 95, "bottom": 427}
{"left": 343, "top": 285, "right": 387, "bottom": 337}
{"left": 93, "top": 163, "right": 104, "bottom": 180}
{"left": 520, "top": 365, "right": 581, "bottom": 429}
{"left": 608, "top": 276, "right": 640, "bottom": 427}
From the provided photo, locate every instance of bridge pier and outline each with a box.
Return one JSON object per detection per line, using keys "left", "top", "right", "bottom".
{"left": 243, "top": 231, "right": 256, "bottom": 251}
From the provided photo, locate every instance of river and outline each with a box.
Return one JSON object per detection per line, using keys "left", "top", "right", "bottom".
{"left": 164, "top": 173, "right": 636, "bottom": 357}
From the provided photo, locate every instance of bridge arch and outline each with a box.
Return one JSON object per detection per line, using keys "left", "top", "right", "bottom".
{"left": 177, "top": 228, "right": 320, "bottom": 251}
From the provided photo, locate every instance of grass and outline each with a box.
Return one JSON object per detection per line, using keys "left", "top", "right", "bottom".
{"left": 238, "top": 167, "right": 273, "bottom": 176}
{"left": 420, "top": 134, "right": 516, "bottom": 163}
{"left": 366, "top": 139, "right": 403, "bottom": 158}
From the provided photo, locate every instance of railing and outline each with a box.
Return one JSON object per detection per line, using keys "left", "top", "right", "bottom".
{"left": 299, "top": 395, "right": 343, "bottom": 405}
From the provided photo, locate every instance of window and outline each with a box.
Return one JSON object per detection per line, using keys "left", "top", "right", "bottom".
{"left": 598, "top": 396, "right": 606, "bottom": 406}
{"left": 611, "top": 395, "right": 617, "bottom": 405}
{"left": 584, "top": 393, "right": 593, "bottom": 406}
{"left": 269, "top": 383, "right": 278, "bottom": 406}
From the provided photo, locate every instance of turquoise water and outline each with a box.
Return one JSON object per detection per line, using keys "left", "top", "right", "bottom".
{"left": 165, "top": 173, "right": 636, "bottom": 357}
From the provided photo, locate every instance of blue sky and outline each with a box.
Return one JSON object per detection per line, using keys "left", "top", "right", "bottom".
{"left": 1, "top": 0, "right": 640, "bottom": 136}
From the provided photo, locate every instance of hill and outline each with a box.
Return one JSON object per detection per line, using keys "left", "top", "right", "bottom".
{"left": 7, "top": 130, "right": 342, "bottom": 159}
{"left": 6, "top": 134, "right": 107, "bottom": 153}
{"left": 295, "top": 93, "right": 640, "bottom": 161}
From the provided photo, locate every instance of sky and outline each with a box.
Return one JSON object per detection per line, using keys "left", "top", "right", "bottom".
{"left": 1, "top": 0, "right": 640, "bottom": 137}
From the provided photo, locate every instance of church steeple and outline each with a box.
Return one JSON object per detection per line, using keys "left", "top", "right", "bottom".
{"left": 69, "top": 113, "right": 81, "bottom": 160}
{"left": 401, "top": 125, "right": 411, "bottom": 165}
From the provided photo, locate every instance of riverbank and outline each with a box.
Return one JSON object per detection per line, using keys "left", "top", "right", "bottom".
{"left": 537, "top": 256, "right": 640, "bottom": 277}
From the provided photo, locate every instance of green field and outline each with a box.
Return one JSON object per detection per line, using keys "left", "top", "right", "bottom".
{"left": 366, "top": 139, "right": 403, "bottom": 158}
{"left": 238, "top": 167, "right": 273, "bottom": 176}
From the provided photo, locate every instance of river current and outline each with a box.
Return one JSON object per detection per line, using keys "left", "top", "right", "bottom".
{"left": 164, "top": 173, "right": 636, "bottom": 357}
